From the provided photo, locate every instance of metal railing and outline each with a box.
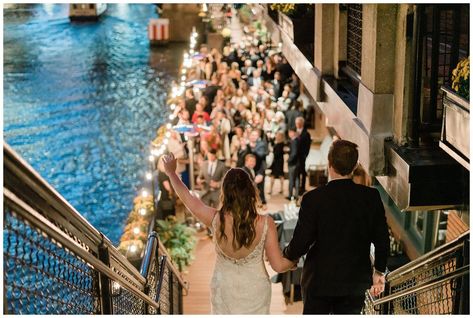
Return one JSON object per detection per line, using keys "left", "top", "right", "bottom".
{"left": 364, "top": 231, "right": 469, "bottom": 314}
{"left": 3, "top": 143, "right": 187, "bottom": 314}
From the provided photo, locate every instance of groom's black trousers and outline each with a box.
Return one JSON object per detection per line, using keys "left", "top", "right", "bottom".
{"left": 302, "top": 294, "right": 365, "bottom": 314}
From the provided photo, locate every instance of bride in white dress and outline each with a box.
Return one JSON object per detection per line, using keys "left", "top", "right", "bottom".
{"left": 162, "top": 153, "right": 296, "bottom": 314}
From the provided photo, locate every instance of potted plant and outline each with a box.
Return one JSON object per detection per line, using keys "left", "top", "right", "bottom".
{"left": 156, "top": 216, "right": 197, "bottom": 271}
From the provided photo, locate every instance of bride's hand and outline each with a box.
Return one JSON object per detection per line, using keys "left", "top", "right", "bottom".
{"left": 162, "top": 153, "right": 177, "bottom": 175}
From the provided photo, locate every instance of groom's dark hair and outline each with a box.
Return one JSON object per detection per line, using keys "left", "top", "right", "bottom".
{"left": 328, "top": 139, "right": 359, "bottom": 176}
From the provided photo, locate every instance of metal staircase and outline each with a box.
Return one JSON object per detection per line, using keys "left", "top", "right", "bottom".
{"left": 364, "top": 230, "right": 469, "bottom": 314}
{"left": 3, "top": 143, "right": 187, "bottom": 314}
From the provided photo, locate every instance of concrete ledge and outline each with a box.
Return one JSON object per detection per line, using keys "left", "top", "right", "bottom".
{"left": 357, "top": 83, "right": 394, "bottom": 135}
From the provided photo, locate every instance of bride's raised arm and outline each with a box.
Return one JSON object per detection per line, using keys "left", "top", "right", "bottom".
{"left": 264, "top": 217, "right": 298, "bottom": 273}
{"left": 162, "top": 153, "right": 216, "bottom": 227}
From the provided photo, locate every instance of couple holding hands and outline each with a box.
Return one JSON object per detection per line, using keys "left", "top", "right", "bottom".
{"left": 161, "top": 139, "right": 389, "bottom": 314}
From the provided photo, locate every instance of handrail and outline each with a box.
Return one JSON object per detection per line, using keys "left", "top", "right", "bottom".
{"left": 4, "top": 188, "right": 160, "bottom": 310}
{"left": 372, "top": 265, "right": 470, "bottom": 307}
{"left": 4, "top": 143, "right": 145, "bottom": 284}
{"left": 386, "top": 230, "right": 469, "bottom": 280}
{"left": 157, "top": 239, "right": 188, "bottom": 289}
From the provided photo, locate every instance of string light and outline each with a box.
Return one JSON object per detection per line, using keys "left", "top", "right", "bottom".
{"left": 166, "top": 123, "right": 172, "bottom": 129}
{"left": 163, "top": 138, "right": 169, "bottom": 145}
{"left": 148, "top": 155, "right": 155, "bottom": 162}
{"left": 165, "top": 131, "right": 171, "bottom": 138}
{"left": 133, "top": 227, "right": 140, "bottom": 235}
{"left": 141, "top": 189, "right": 148, "bottom": 197}
{"left": 170, "top": 104, "right": 176, "bottom": 110}
{"left": 129, "top": 245, "right": 137, "bottom": 253}
{"left": 139, "top": 208, "right": 147, "bottom": 216}
{"left": 145, "top": 172, "right": 152, "bottom": 180}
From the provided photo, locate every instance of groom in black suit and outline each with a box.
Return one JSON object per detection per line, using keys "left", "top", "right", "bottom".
{"left": 283, "top": 139, "right": 390, "bottom": 314}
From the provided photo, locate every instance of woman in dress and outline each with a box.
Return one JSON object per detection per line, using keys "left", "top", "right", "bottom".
{"left": 162, "top": 153, "right": 295, "bottom": 314}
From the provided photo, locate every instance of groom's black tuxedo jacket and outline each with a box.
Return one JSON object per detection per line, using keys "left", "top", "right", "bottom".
{"left": 283, "top": 179, "right": 390, "bottom": 298}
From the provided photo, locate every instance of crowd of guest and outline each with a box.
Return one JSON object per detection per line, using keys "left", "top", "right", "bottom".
{"left": 157, "top": 28, "right": 315, "bottom": 219}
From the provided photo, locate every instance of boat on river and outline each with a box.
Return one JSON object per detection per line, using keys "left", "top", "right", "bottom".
{"left": 69, "top": 4, "right": 106, "bottom": 21}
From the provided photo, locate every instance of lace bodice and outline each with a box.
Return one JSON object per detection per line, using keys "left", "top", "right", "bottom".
{"left": 209, "top": 213, "right": 271, "bottom": 314}
{"left": 211, "top": 213, "right": 269, "bottom": 265}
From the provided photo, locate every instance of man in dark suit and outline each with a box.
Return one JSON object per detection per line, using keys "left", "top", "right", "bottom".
{"left": 196, "top": 149, "right": 227, "bottom": 208}
{"left": 283, "top": 139, "right": 390, "bottom": 314}
{"left": 296, "top": 117, "right": 312, "bottom": 195}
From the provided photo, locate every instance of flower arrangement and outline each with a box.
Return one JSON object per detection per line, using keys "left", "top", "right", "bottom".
{"left": 451, "top": 56, "right": 469, "bottom": 100}
{"left": 221, "top": 27, "right": 231, "bottom": 38}
{"left": 270, "top": 3, "right": 314, "bottom": 19}
{"left": 156, "top": 216, "right": 197, "bottom": 271}
{"left": 270, "top": 3, "right": 295, "bottom": 16}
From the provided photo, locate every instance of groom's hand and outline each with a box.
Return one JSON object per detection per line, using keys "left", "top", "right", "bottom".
{"left": 370, "top": 270, "right": 386, "bottom": 297}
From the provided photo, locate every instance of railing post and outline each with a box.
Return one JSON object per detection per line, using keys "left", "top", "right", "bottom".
{"left": 169, "top": 270, "right": 174, "bottom": 314}
{"left": 381, "top": 281, "right": 391, "bottom": 314}
{"left": 178, "top": 283, "right": 183, "bottom": 314}
{"left": 98, "top": 241, "right": 113, "bottom": 314}
{"left": 459, "top": 237, "right": 469, "bottom": 314}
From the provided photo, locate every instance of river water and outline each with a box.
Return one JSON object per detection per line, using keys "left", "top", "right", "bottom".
{"left": 3, "top": 4, "right": 186, "bottom": 244}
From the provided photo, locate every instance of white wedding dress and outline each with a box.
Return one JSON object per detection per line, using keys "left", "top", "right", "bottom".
{"left": 210, "top": 214, "right": 271, "bottom": 314}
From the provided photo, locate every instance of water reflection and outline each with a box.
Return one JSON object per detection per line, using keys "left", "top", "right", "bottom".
{"left": 4, "top": 4, "right": 186, "bottom": 244}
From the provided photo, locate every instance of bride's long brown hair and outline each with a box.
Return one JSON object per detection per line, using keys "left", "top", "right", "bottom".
{"left": 218, "top": 168, "right": 260, "bottom": 250}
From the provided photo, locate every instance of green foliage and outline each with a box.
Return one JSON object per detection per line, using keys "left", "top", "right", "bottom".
{"left": 156, "top": 216, "right": 197, "bottom": 271}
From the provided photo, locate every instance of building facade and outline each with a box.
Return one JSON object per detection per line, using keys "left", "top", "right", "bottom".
{"left": 258, "top": 3, "right": 469, "bottom": 260}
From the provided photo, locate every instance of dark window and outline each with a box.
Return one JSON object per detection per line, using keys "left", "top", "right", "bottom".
{"left": 72, "top": 4, "right": 77, "bottom": 9}
{"left": 346, "top": 4, "right": 363, "bottom": 76}
{"left": 89, "top": 4, "right": 95, "bottom": 10}
{"left": 420, "top": 5, "right": 469, "bottom": 128}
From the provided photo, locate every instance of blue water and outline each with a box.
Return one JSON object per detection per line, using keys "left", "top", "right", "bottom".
{"left": 4, "top": 4, "right": 186, "bottom": 244}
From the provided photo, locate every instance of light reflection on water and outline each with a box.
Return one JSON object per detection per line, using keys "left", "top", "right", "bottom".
{"left": 4, "top": 4, "right": 186, "bottom": 244}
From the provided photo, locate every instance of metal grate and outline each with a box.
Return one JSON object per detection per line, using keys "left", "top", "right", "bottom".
{"left": 158, "top": 261, "right": 172, "bottom": 314}
{"left": 4, "top": 206, "right": 101, "bottom": 314}
{"left": 347, "top": 4, "right": 363, "bottom": 75}
{"left": 363, "top": 233, "right": 469, "bottom": 315}
{"left": 111, "top": 285, "right": 145, "bottom": 314}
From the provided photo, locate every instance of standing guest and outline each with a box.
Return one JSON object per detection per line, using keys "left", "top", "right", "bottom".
{"left": 214, "top": 110, "right": 232, "bottom": 161}
{"left": 242, "top": 153, "right": 257, "bottom": 181}
{"left": 262, "top": 58, "right": 276, "bottom": 82}
{"left": 285, "top": 101, "right": 303, "bottom": 132}
{"left": 286, "top": 128, "right": 300, "bottom": 200}
{"left": 156, "top": 156, "right": 175, "bottom": 220}
{"left": 353, "top": 163, "right": 372, "bottom": 187}
{"left": 248, "top": 69, "right": 263, "bottom": 89}
{"left": 241, "top": 58, "right": 254, "bottom": 80}
{"left": 295, "top": 117, "right": 312, "bottom": 195}
{"left": 269, "top": 131, "right": 286, "bottom": 195}
{"left": 177, "top": 109, "right": 191, "bottom": 125}
{"left": 239, "top": 129, "right": 268, "bottom": 206}
{"left": 282, "top": 140, "right": 390, "bottom": 314}
{"left": 196, "top": 149, "right": 227, "bottom": 209}
{"left": 204, "top": 76, "right": 220, "bottom": 111}
{"left": 192, "top": 103, "right": 211, "bottom": 124}
{"left": 230, "top": 125, "right": 245, "bottom": 167}
{"left": 185, "top": 88, "right": 198, "bottom": 118}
